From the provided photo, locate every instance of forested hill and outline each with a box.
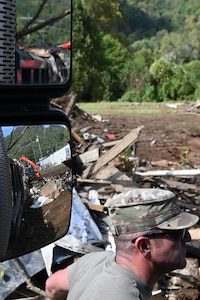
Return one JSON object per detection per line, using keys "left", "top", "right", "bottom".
{"left": 119, "top": 0, "right": 200, "bottom": 43}
{"left": 118, "top": 0, "right": 200, "bottom": 65}
{"left": 72, "top": 0, "right": 200, "bottom": 103}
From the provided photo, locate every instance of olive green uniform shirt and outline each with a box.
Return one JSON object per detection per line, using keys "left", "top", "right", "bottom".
{"left": 67, "top": 251, "right": 152, "bottom": 300}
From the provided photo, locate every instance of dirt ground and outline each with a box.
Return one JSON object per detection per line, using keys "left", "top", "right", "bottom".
{"left": 72, "top": 102, "right": 200, "bottom": 170}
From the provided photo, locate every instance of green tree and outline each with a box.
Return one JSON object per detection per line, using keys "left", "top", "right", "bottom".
{"left": 71, "top": 0, "right": 127, "bottom": 101}
{"left": 85, "top": 0, "right": 123, "bottom": 33}
{"left": 100, "top": 34, "right": 128, "bottom": 101}
{"left": 184, "top": 60, "right": 200, "bottom": 83}
{"left": 120, "top": 49, "right": 153, "bottom": 102}
{"left": 150, "top": 59, "right": 195, "bottom": 101}
{"left": 71, "top": 0, "right": 104, "bottom": 101}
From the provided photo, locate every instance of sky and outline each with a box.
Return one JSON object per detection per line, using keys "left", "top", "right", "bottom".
{"left": 2, "top": 126, "right": 14, "bottom": 137}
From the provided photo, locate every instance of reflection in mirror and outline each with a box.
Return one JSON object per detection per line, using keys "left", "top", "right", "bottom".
{"left": 1, "top": 0, "right": 71, "bottom": 85}
{"left": 1, "top": 124, "right": 72, "bottom": 260}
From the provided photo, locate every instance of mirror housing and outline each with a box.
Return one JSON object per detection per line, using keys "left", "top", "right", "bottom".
{"left": 0, "top": 0, "right": 73, "bottom": 262}
{"left": 0, "top": 0, "right": 72, "bottom": 100}
{"left": 0, "top": 106, "right": 74, "bottom": 262}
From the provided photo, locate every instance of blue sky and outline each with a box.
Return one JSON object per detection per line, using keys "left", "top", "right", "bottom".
{"left": 2, "top": 126, "right": 13, "bottom": 137}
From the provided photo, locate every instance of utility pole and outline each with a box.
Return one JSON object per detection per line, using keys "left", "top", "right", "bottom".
{"left": 36, "top": 135, "right": 43, "bottom": 159}
{"left": 20, "top": 13, "right": 31, "bottom": 45}
{"left": 30, "top": 139, "right": 37, "bottom": 162}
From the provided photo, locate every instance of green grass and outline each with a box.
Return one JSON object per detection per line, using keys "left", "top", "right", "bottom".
{"left": 41, "top": 163, "right": 66, "bottom": 176}
{"left": 77, "top": 102, "right": 180, "bottom": 116}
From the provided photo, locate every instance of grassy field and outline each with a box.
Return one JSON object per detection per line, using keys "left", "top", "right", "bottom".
{"left": 77, "top": 102, "right": 182, "bottom": 116}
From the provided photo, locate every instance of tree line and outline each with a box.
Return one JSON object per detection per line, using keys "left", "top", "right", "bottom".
{"left": 70, "top": 0, "right": 200, "bottom": 103}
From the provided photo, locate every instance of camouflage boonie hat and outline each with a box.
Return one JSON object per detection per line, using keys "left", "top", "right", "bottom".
{"left": 105, "top": 188, "right": 199, "bottom": 235}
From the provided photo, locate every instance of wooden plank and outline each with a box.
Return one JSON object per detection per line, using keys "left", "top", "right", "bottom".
{"left": 82, "top": 125, "right": 144, "bottom": 178}
{"left": 77, "top": 178, "right": 111, "bottom": 185}
{"left": 159, "top": 178, "right": 200, "bottom": 191}
{"left": 102, "top": 140, "right": 121, "bottom": 148}
{"left": 95, "top": 166, "right": 134, "bottom": 193}
{"left": 65, "top": 93, "right": 77, "bottom": 116}
{"left": 82, "top": 198, "right": 104, "bottom": 212}
{"left": 71, "top": 128, "right": 82, "bottom": 144}
{"left": 79, "top": 148, "right": 100, "bottom": 164}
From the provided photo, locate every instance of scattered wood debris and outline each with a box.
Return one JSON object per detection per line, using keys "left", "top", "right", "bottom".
{"left": 6, "top": 95, "right": 198, "bottom": 299}
{"left": 57, "top": 95, "right": 200, "bottom": 300}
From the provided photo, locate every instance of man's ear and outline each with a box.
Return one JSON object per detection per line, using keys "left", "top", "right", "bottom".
{"left": 135, "top": 237, "right": 151, "bottom": 255}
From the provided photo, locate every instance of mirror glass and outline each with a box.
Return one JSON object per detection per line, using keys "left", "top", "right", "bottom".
{"left": 1, "top": 123, "right": 72, "bottom": 261}
{"left": 0, "top": 0, "right": 71, "bottom": 86}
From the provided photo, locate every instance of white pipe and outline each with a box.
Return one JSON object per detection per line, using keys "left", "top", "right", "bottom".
{"left": 134, "top": 169, "right": 200, "bottom": 177}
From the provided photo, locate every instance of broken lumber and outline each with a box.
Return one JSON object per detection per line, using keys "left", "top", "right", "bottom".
{"left": 95, "top": 165, "right": 134, "bottom": 193}
{"left": 82, "top": 198, "right": 104, "bottom": 212}
{"left": 64, "top": 93, "right": 77, "bottom": 116}
{"left": 71, "top": 128, "right": 83, "bottom": 144}
{"left": 79, "top": 148, "right": 100, "bottom": 164}
{"left": 83, "top": 125, "right": 144, "bottom": 178}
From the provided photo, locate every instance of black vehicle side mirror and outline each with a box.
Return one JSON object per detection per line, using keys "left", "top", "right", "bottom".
{"left": 0, "top": 107, "right": 74, "bottom": 262}
{"left": 0, "top": 0, "right": 73, "bottom": 261}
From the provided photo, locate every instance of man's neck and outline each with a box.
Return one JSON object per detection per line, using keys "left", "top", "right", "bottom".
{"left": 116, "top": 254, "right": 159, "bottom": 289}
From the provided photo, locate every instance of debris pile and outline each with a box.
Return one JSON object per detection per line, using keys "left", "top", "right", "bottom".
{"left": 1, "top": 95, "right": 200, "bottom": 299}
{"left": 52, "top": 94, "right": 200, "bottom": 300}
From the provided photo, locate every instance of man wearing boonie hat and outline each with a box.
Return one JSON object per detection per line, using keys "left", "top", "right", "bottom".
{"left": 45, "top": 188, "right": 199, "bottom": 300}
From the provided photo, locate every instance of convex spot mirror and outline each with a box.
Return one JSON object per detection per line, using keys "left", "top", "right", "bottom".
{"left": 0, "top": 123, "right": 73, "bottom": 261}
{"left": 0, "top": 0, "right": 71, "bottom": 98}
